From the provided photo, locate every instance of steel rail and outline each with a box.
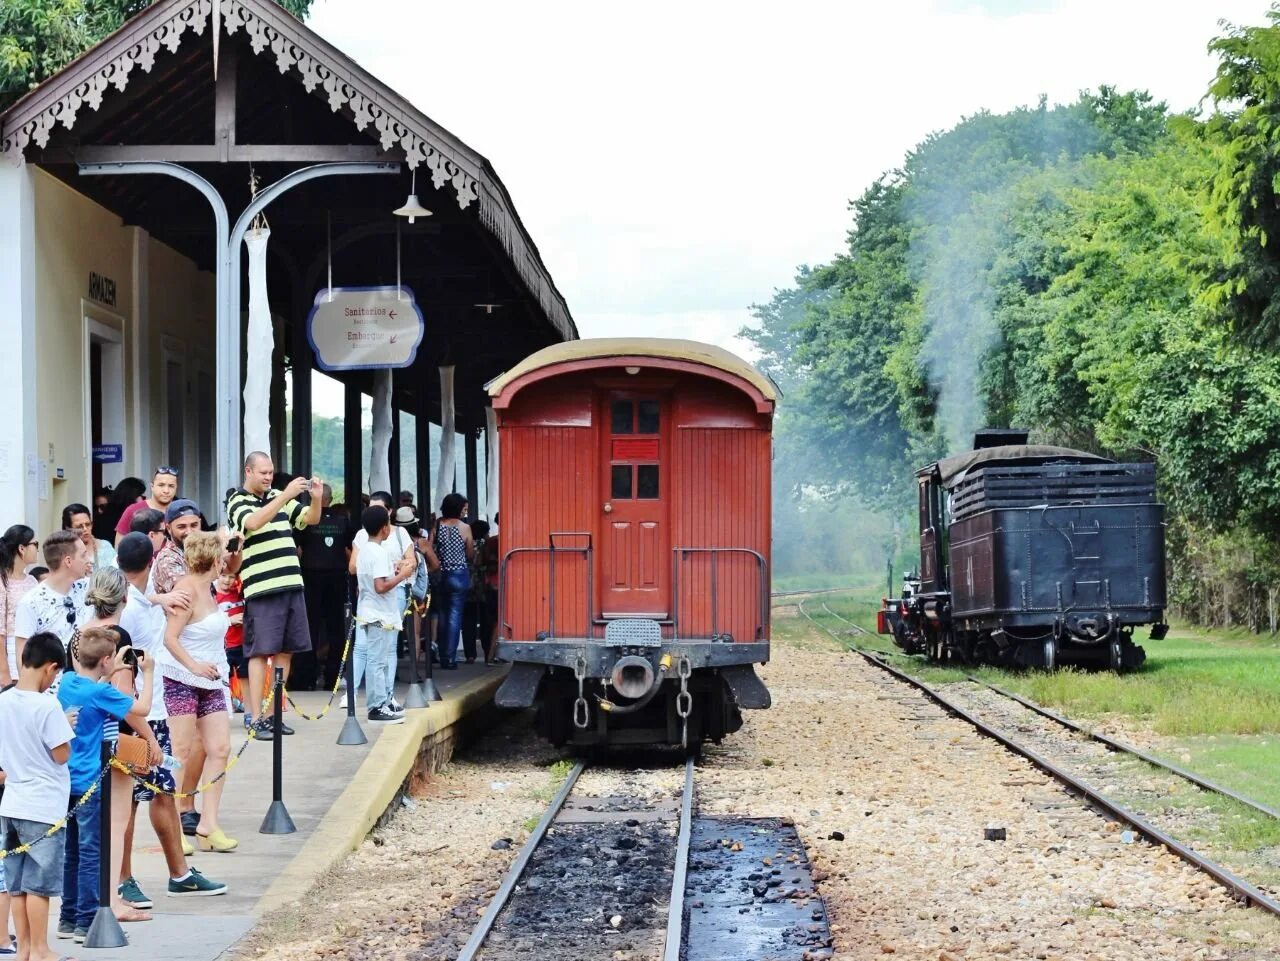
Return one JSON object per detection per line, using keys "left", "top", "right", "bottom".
{"left": 455, "top": 761, "right": 587, "bottom": 961}
{"left": 664, "top": 756, "right": 696, "bottom": 961}
{"left": 813, "top": 600, "right": 1280, "bottom": 822}
{"left": 796, "top": 599, "right": 1280, "bottom": 919}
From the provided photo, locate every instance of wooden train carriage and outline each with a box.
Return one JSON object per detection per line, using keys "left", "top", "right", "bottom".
{"left": 487, "top": 338, "right": 775, "bottom": 747}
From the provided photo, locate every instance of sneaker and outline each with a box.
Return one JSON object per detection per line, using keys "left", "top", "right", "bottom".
{"left": 167, "top": 867, "right": 228, "bottom": 897}
{"left": 272, "top": 718, "right": 295, "bottom": 736}
{"left": 56, "top": 921, "right": 76, "bottom": 940}
{"left": 118, "top": 876, "right": 153, "bottom": 909}
{"left": 73, "top": 927, "right": 89, "bottom": 943}
{"left": 387, "top": 698, "right": 404, "bottom": 714}
{"left": 232, "top": 697, "right": 245, "bottom": 714}
{"left": 339, "top": 693, "right": 349, "bottom": 709}
{"left": 368, "top": 707, "right": 405, "bottom": 725}
{"left": 180, "top": 810, "right": 200, "bottom": 837}
{"left": 250, "top": 718, "right": 274, "bottom": 741}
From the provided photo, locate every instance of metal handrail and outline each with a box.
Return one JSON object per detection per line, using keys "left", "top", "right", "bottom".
{"left": 671, "top": 547, "right": 769, "bottom": 642}
{"left": 499, "top": 532, "right": 593, "bottom": 640}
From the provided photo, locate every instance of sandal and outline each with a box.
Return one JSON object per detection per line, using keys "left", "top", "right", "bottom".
{"left": 196, "top": 828, "right": 239, "bottom": 852}
{"left": 113, "top": 906, "right": 152, "bottom": 922}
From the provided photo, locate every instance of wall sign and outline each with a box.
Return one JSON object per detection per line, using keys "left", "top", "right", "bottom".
{"left": 306, "top": 286, "right": 425, "bottom": 372}
{"left": 92, "top": 444, "right": 123, "bottom": 464}
{"left": 88, "top": 272, "right": 117, "bottom": 307}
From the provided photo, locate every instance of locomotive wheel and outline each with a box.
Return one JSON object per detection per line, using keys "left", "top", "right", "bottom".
{"left": 1042, "top": 637, "right": 1057, "bottom": 672}
{"left": 1108, "top": 638, "right": 1124, "bottom": 673}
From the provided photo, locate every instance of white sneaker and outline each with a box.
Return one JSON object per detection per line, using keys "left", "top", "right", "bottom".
{"left": 339, "top": 693, "right": 349, "bottom": 709}
{"left": 388, "top": 698, "right": 404, "bottom": 714}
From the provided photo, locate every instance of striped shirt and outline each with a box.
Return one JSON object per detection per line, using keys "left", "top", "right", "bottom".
{"left": 227, "top": 488, "right": 308, "bottom": 599}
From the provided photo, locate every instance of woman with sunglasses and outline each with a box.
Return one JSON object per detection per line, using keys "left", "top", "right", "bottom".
{"left": 0, "top": 525, "right": 39, "bottom": 687}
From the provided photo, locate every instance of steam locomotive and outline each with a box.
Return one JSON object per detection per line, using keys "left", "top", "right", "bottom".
{"left": 878, "top": 430, "right": 1168, "bottom": 671}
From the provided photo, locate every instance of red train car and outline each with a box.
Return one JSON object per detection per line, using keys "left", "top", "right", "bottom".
{"left": 487, "top": 338, "right": 776, "bottom": 748}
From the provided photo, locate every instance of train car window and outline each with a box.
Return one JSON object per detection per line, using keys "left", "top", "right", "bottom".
{"left": 612, "top": 464, "right": 633, "bottom": 499}
{"left": 637, "top": 400, "right": 660, "bottom": 434}
{"left": 637, "top": 464, "right": 660, "bottom": 499}
{"left": 611, "top": 400, "right": 634, "bottom": 434}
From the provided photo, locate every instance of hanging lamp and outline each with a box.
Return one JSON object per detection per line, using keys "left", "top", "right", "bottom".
{"left": 393, "top": 168, "right": 432, "bottom": 223}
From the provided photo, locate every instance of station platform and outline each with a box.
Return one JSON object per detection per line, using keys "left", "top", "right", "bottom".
{"left": 41, "top": 662, "right": 507, "bottom": 960}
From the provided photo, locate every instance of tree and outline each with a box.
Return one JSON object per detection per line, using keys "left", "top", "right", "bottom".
{"left": 1204, "top": 5, "right": 1280, "bottom": 346}
{"left": 1, "top": 0, "right": 315, "bottom": 110}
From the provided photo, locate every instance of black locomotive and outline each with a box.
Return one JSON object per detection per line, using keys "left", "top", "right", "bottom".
{"left": 878, "top": 429, "right": 1168, "bottom": 671}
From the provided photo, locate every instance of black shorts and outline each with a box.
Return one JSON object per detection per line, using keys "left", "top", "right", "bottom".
{"left": 243, "top": 590, "right": 312, "bottom": 658}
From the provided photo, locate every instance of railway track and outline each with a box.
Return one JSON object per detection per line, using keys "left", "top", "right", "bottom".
{"left": 456, "top": 758, "right": 695, "bottom": 961}
{"left": 796, "top": 595, "right": 1280, "bottom": 920}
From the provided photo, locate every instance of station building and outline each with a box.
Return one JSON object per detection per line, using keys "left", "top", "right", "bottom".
{"left": 0, "top": 0, "right": 574, "bottom": 536}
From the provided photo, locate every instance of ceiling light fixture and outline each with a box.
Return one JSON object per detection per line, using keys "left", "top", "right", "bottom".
{"left": 393, "top": 168, "right": 431, "bottom": 223}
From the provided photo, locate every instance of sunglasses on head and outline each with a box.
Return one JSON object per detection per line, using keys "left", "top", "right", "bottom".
{"left": 156, "top": 466, "right": 180, "bottom": 477}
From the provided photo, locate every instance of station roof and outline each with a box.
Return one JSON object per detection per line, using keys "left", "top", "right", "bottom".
{"left": 0, "top": 0, "right": 576, "bottom": 430}
{"left": 487, "top": 337, "right": 779, "bottom": 407}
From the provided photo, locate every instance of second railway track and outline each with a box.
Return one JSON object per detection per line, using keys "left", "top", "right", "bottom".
{"left": 797, "top": 594, "right": 1280, "bottom": 919}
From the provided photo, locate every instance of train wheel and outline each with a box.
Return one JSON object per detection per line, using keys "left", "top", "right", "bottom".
{"left": 1108, "top": 638, "right": 1124, "bottom": 673}
{"left": 1042, "top": 637, "right": 1057, "bottom": 672}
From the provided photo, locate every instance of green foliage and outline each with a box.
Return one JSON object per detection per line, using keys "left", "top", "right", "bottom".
{"left": 1, "top": 0, "right": 314, "bottom": 109}
{"left": 750, "top": 12, "right": 1280, "bottom": 629}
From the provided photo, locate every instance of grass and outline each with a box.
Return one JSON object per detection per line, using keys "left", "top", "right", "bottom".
{"left": 523, "top": 758, "right": 576, "bottom": 832}
{"left": 780, "top": 586, "right": 1280, "bottom": 818}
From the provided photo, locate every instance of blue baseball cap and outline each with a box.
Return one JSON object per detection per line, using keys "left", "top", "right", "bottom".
{"left": 164, "top": 498, "right": 202, "bottom": 524}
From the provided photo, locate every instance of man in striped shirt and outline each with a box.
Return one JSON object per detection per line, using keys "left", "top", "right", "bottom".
{"left": 226, "top": 451, "right": 323, "bottom": 738}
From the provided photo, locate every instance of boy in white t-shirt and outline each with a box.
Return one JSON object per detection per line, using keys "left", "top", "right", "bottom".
{"left": 0, "top": 632, "right": 74, "bottom": 961}
{"left": 355, "top": 506, "right": 412, "bottom": 725}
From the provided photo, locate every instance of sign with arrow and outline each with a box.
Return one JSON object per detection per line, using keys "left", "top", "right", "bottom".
{"left": 306, "top": 285, "right": 425, "bottom": 371}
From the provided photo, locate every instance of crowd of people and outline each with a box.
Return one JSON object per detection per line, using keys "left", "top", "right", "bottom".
{"left": 0, "top": 455, "right": 500, "bottom": 960}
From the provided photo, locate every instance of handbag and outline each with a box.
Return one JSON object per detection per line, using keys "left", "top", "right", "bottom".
{"left": 113, "top": 732, "right": 150, "bottom": 773}
{"left": 411, "top": 551, "right": 430, "bottom": 603}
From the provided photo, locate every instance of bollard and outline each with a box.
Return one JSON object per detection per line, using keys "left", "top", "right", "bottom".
{"left": 83, "top": 743, "right": 126, "bottom": 948}
{"left": 403, "top": 606, "right": 440, "bottom": 707}
{"left": 259, "top": 667, "right": 296, "bottom": 835}
{"left": 338, "top": 603, "right": 368, "bottom": 745}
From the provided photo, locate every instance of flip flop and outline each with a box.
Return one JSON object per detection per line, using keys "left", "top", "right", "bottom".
{"left": 113, "top": 907, "right": 152, "bottom": 922}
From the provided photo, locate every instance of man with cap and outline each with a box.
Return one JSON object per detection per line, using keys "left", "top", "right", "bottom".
{"left": 115, "top": 532, "right": 227, "bottom": 907}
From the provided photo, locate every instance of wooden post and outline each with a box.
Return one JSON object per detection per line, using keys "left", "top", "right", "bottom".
{"left": 389, "top": 398, "right": 402, "bottom": 497}
{"left": 416, "top": 400, "right": 431, "bottom": 514}
{"left": 290, "top": 316, "right": 313, "bottom": 479}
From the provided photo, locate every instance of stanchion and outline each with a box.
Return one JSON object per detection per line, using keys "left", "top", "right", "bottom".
{"left": 259, "top": 667, "right": 296, "bottom": 835}
{"left": 338, "top": 603, "right": 368, "bottom": 745}
{"left": 403, "top": 604, "right": 440, "bottom": 707}
{"left": 84, "top": 744, "right": 126, "bottom": 948}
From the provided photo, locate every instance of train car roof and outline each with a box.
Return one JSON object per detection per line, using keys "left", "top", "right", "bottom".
{"left": 926, "top": 445, "right": 1112, "bottom": 488}
{"left": 486, "top": 337, "right": 780, "bottom": 403}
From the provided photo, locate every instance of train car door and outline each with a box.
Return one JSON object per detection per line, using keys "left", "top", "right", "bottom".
{"left": 600, "top": 393, "right": 669, "bottom": 618}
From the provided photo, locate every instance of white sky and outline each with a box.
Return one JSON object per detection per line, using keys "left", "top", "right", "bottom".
{"left": 303, "top": 0, "right": 1265, "bottom": 416}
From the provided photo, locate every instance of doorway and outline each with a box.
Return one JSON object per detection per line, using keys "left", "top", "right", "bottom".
{"left": 600, "top": 392, "right": 669, "bottom": 618}
{"left": 84, "top": 311, "right": 126, "bottom": 491}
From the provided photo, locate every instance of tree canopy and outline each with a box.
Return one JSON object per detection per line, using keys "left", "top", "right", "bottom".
{"left": 750, "top": 9, "right": 1280, "bottom": 630}
{"left": 0, "top": 0, "right": 314, "bottom": 110}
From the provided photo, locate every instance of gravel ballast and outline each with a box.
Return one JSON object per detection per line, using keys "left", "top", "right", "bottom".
{"left": 238, "top": 609, "right": 1280, "bottom": 960}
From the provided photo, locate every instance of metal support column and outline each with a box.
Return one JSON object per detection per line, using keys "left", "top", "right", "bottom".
{"left": 344, "top": 382, "right": 362, "bottom": 505}
{"left": 416, "top": 401, "right": 431, "bottom": 514}
{"left": 465, "top": 429, "right": 480, "bottom": 521}
{"left": 389, "top": 398, "right": 402, "bottom": 497}
{"left": 290, "top": 315, "right": 313, "bottom": 479}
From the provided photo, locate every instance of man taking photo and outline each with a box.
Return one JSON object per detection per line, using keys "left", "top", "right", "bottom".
{"left": 226, "top": 452, "right": 323, "bottom": 739}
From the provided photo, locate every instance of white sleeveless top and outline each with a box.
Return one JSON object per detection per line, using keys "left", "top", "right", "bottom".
{"left": 160, "top": 611, "right": 230, "bottom": 691}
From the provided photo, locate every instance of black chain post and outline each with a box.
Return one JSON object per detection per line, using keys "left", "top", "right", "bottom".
{"left": 259, "top": 667, "right": 296, "bottom": 834}
{"left": 338, "top": 602, "right": 368, "bottom": 745}
{"left": 83, "top": 744, "right": 126, "bottom": 948}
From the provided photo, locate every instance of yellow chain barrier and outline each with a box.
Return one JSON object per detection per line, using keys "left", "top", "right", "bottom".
{"left": 282, "top": 623, "right": 354, "bottom": 722}
{"left": 0, "top": 764, "right": 110, "bottom": 860}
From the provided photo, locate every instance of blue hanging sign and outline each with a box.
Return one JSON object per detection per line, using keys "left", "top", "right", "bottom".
{"left": 306, "top": 285, "right": 425, "bottom": 372}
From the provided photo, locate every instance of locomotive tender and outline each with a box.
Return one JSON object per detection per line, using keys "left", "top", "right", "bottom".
{"left": 879, "top": 430, "right": 1168, "bottom": 671}
{"left": 487, "top": 338, "right": 775, "bottom": 748}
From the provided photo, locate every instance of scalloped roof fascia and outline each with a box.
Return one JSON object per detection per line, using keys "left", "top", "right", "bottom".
{"left": 0, "top": 0, "right": 576, "bottom": 341}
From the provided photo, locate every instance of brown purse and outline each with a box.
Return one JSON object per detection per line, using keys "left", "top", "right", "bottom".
{"left": 113, "top": 732, "right": 150, "bottom": 773}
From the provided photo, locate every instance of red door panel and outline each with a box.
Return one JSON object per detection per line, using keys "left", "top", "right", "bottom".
{"left": 601, "top": 394, "right": 669, "bottom": 617}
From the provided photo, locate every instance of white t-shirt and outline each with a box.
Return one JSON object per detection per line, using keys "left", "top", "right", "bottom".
{"left": 355, "top": 540, "right": 403, "bottom": 630}
{"left": 119, "top": 583, "right": 168, "bottom": 722}
{"left": 15, "top": 578, "right": 91, "bottom": 647}
{"left": 352, "top": 526, "right": 411, "bottom": 562}
{"left": 0, "top": 687, "right": 74, "bottom": 823}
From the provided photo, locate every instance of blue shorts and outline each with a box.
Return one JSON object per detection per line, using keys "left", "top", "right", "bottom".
{"left": 1, "top": 815, "right": 66, "bottom": 897}
{"left": 132, "top": 719, "right": 176, "bottom": 803}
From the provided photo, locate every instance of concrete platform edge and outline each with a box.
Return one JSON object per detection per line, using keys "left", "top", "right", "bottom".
{"left": 253, "top": 670, "right": 505, "bottom": 917}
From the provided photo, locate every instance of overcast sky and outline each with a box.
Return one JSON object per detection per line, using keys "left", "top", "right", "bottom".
{"left": 303, "top": 0, "right": 1265, "bottom": 416}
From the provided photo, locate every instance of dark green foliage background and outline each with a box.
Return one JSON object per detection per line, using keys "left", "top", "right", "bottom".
{"left": 749, "top": 9, "right": 1280, "bottom": 632}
